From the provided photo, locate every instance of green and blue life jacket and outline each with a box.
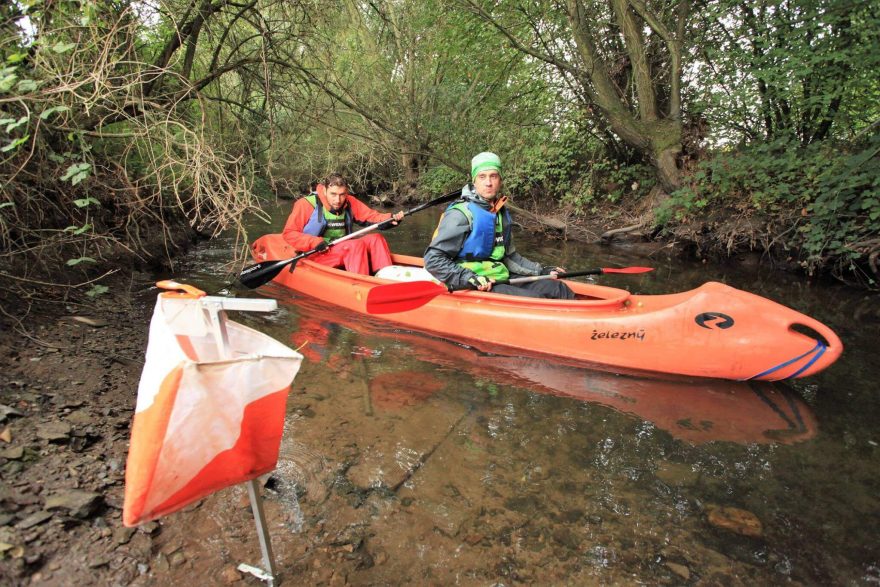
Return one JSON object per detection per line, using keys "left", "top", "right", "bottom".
{"left": 301, "top": 194, "right": 353, "bottom": 242}
{"left": 449, "top": 201, "right": 512, "bottom": 281}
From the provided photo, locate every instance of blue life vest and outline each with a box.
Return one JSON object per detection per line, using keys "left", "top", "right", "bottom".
{"left": 452, "top": 201, "right": 511, "bottom": 261}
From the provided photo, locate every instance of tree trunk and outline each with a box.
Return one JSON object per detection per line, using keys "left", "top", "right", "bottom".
{"left": 654, "top": 146, "right": 681, "bottom": 191}
{"left": 565, "top": 0, "right": 686, "bottom": 193}
{"left": 648, "top": 120, "right": 683, "bottom": 191}
{"left": 602, "top": 113, "right": 683, "bottom": 191}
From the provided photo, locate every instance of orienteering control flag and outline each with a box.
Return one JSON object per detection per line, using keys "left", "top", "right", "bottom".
{"left": 123, "top": 282, "right": 302, "bottom": 526}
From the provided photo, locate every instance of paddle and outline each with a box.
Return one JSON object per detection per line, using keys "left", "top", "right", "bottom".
{"left": 239, "top": 189, "right": 460, "bottom": 289}
{"left": 366, "top": 266, "right": 654, "bottom": 314}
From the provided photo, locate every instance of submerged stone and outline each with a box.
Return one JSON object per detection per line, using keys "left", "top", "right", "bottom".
{"left": 665, "top": 561, "right": 691, "bottom": 580}
{"left": 705, "top": 504, "right": 763, "bottom": 537}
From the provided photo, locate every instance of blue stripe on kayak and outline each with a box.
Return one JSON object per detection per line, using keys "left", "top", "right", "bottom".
{"left": 784, "top": 341, "right": 827, "bottom": 379}
{"left": 743, "top": 340, "right": 826, "bottom": 381}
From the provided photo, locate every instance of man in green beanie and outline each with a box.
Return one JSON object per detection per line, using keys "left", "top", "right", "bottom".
{"left": 424, "top": 152, "right": 575, "bottom": 299}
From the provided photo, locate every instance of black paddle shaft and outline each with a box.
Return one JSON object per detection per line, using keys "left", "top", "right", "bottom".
{"left": 448, "top": 268, "right": 605, "bottom": 291}
{"left": 508, "top": 268, "right": 606, "bottom": 284}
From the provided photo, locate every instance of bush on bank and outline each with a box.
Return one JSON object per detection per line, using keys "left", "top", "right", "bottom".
{"left": 657, "top": 134, "right": 880, "bottom": 286}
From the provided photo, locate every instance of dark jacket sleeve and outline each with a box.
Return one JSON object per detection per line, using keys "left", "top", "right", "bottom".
{"left": 423, "top": 209, "right": 479, "bottom": 289}
{"left": 503, "top": 245, "right": 544, "bottom": 276}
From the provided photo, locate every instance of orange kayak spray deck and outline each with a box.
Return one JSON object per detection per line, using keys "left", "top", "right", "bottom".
{"left": 251, "top": 234, "right": 842, "bottom": 381}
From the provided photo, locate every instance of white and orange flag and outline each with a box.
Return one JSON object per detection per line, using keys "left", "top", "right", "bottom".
{"left": 123, "top": 282, "right": 302, "bottom": 527}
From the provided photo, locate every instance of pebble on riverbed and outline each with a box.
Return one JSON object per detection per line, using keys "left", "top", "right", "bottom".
{"left": 705, "top": 504, "right": 763, "bottom": 537}
{"left": 665, "top": 561, "right": 691, "bottom": 580}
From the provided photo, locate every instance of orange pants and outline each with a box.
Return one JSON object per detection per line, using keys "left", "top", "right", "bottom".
{"left": 311, "top": 233, "right": 393, "bottom": 275}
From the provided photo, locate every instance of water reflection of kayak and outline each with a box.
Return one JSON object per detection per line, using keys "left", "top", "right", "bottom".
{"left": 389, "top": 330, "right": 816, "bottom": 445}
{"left": 271, "top": 292, "right": 817, "bottom": 445}
{"left": 488, "top": 357, "right": 815, "bottom": 445}
{"left": 251, "top": 234, "right": 842, "bottom": 381}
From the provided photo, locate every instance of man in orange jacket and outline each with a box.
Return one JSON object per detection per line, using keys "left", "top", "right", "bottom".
{"left": 282, "top": 173, "right": 405, "bottom": 275}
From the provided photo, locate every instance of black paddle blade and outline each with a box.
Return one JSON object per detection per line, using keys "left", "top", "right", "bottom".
{"left": 238, "top": 258, "right": 295, "bottom": 289}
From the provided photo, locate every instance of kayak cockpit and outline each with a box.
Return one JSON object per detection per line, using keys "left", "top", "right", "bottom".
{"left": 384, "top": 254, "right": 631, "bottom": 310}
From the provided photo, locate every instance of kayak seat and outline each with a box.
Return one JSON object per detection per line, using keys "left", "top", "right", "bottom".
{"left": 375, "top": 265, "right": 442, "bottom": 284}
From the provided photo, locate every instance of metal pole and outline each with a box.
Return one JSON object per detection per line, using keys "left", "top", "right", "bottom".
{"left": 206, "top": 302, "right": 278, "bottom": 585}
{"left": 246, "top": 479, "right": 278, "bottom": 582}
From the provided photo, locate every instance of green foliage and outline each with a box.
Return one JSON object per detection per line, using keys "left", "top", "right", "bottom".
{"left": 85, "top": 284, "right": 109, "bottom": 297}
{"left": 501, "top": 118, "right": 655, "bottom": 212}
{"left": 1, "top": 135, "right": 29, "bottom": 152}
{"left": 270, "top": 0, "right": 558, "bottom": 192}
{"left": 0, "top": 66, "right": 19, "bottom": 93}
{"left": 504, "top": 133, "right": 585, "bottom": 201}
{"left": 3, "top": 116, "right": 29, "bottom": 132}
{"left": 659, "top": 133, "right": 880, "bottom": 278}
{"left": 417, "top": 165, "right": 465, "bottom": 197}
{"left": 418, "top": 112, "right": 656, "bottom": 211}
{"left": 64, "top": 224, "right": 93, "bottom": 235}
{"left": 39, "top": 106, "right": 69, "bottom": 120}
{"left": 1, "top": 0, "right": 877, "bottom": 289}
{"left": 51, "top": 42, "right": 76, "bottom": 54}
{"left": 669, "top": 0, "right": 880, "bottom": 282}
{"left": 62, "top": 164, "right": 92, "bottom": 186}
{"left": 1, "top": 108, "right": 31, "bottom": 153}
{"left": 72, "top": 197, "right": 100, "bottom": 208}
{"left": 1, "top": 0, "right": 269, "bottom": 292}
{"left": 659, "top": 139, "right": 816, "bottom": 222}
{"left": 800, "top": 132, "right": 880, "bottom": 277}
{"left": 693, "top": 0, "right": 880, "bottom": 144}
{"left": 575, "top": 159, "right": 655, "bottom": 207}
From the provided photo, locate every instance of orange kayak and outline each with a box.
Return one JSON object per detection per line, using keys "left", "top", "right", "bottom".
{"left": 251, "top": 234, "right": 842, "bottom": 381}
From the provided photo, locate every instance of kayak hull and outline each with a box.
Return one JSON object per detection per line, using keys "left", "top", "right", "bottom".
{"left": 251, "top": 234, "right": 842, "bottom": 380}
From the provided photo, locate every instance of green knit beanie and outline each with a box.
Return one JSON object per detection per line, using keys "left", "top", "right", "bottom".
{"left": 471, "top": 152, "right": 502, "bottom": 179}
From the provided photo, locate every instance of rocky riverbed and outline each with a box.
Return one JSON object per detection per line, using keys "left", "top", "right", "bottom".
{"left": 1, "top": 266, "right": 874, "bottom": 586}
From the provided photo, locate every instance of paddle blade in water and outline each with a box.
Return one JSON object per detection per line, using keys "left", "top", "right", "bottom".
{"left": 366, "top": 281, "right": 449, "bottom": 314}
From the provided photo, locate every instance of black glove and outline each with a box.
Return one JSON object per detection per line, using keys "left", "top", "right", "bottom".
{"left": 541, "top": 265, "right": 557, "bottom": 275}
{"left": 314, "top": 241, "right": 329, "bottom": 252}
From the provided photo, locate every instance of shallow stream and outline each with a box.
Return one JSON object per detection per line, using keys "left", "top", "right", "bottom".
{"left": 150, "top": 200, "right": 879, "bottom": 584}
